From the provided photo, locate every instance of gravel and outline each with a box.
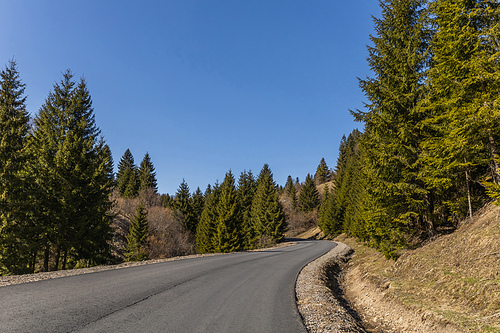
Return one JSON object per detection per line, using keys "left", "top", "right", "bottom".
{"left": 296, "top": 242, "right": 367, "bottom": 333}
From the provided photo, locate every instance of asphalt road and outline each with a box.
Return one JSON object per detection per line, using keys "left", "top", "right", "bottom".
{"left": 0, "top": 240, "right": 336, "bottom": 333}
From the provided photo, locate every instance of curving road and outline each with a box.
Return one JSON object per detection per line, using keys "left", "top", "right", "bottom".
{"left": 0, "top": 240, "right": 335, "bottom": 333}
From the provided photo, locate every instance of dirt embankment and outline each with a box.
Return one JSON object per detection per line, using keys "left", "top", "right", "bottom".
{"left": 297, "top": 203, "right": 500, "bottom": 332}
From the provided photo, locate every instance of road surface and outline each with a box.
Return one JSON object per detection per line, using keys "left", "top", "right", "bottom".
{"left": 0, "top": 240, "right": 335, "bottom": 333}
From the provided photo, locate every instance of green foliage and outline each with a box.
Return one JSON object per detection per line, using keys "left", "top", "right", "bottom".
{"left": 125, "top": 202, "right": 149, "bottom": 261}
{"left": 30, "top": 70, "right": 114, "bottom": 270}
{"left": 314, "top": 158, "right": 329, "bottom": 184}
{"left": 329, "top": 0, "right": 500, "bottom": 259}
{"left": 250, "top": 164, "right": 286, "bottom": 246}
{"left": 195, "top": 183, "right": 220, "bottom": 253}
{"left": 299, "top": 174, "right": 319, "bottom": 212}
{"left": 285, "top": 175, "right": 297, "bottom": 209}
{"left": 175, "top": 179, "right": 197, "bottom": 234}
{"left": 191, "top": 187, "right": 205, "bottom": 222}
{"left": 116, "top": 149, "right": 138, "bottom": 198}
{"left": 237, "top": 170, "right": 257, "bottom": 249}
{"left": 214, "top": 171, "right": 241, "bottom": 253}
{"left": 138, "top": 152, "right": 158, "bottom": 192}
{"left": 420, "top": 0, "right": 500, "bottom": 216}
{"left": 0, "top": 60, "right": 34, "bottom": 275}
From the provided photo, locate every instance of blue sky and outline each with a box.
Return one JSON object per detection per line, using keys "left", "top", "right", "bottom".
{"left": 1, "top": 1, "right": 381, "bottom": 195}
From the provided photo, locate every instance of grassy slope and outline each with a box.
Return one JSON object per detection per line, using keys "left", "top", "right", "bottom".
{"left": 336, "top": 203, "right": 500, "bottom": 332}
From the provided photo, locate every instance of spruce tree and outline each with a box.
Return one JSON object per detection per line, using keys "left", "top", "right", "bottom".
{"left": 125, "top": 202, "right": 149, "bottom": 261}
{"left": 138, "top": 152, "right": 158, "bottom": 192}
{"left": 31, "top": 70, "right": 113, "bottom": 270}
{"left": 421, "top": 0, "right": 500, "bottom": 218}
{"left": 116, "top": 149, "right": 138, "bottom": 197}
{"left": 175, "top": 179, "right": 197, "bottom": 234}
{"left": 250, "top": 164, "right": 286, "bottom": 247}
{"left": 214, "top": 171, "right": 241, "bottom": 253}
{"left": 318, "top": 185, "right": 333, "bottom": 234}
{"left": 351, "top": 0, "right": 433, "bottom": 249}
{"left": 0, "top": 60, "right": 34, "bottom": 274}
{"left": 237, "top": 170, "right": 257, "bottom": 249}
{"left": 191, "top": 187, "right": 205, "bottom": 223}
{"left": 196, "top": 183, "right": 220, "bottom": 253}
{"left": 298, "top": 174, "right": 319, "bottom": 212}
{"left": 285, "top": 175, "right": 297, "bottom": 209}
{"left": 314, "top": 158, "right": 329, "bottom": 185}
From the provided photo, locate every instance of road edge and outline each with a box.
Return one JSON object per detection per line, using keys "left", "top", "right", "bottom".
{"left": 295, "top": 241, "right": 367, "bottom": 333}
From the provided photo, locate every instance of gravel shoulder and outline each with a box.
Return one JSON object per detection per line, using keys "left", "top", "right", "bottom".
{"left": 296, "top": 241, "right": 367, "bottom": 333}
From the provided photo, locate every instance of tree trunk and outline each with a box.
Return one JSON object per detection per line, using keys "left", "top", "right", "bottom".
{"left": 62, "top": 250, "right": 67, "bottom": 270}
{"left": 29, "top": 250, "right": 37, "bottom": 273}
{"left": 488, "top": 129, "right": 500, "bottom": 184}
{"left": 53, "top": 246, "right": 60, "bottom": 271}
{"left": 43, "top": 246, "right": 49, "bottom": 272}
{"left": 465, "top": 158, "right": 473, "bottom": 221}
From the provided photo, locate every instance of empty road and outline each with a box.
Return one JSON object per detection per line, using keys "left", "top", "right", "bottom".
{"left": 0, "top": 240, "right": 336, "bottom": 333}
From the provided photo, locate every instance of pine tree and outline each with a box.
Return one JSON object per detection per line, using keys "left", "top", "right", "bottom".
{"left": 298, "top": 174, "right": 319, "bottom": 212}
{"left": 161, "top": 193, "right": 174, "bottom": 209}
{"left": 31, "top": 70, "right": 113, "bottom": 270}
{"left": 237, "top": 170, "right": 257, "bottom": 249}
{"left": 214, "top": 171, "right": 241, "bottom": 253}
{"left": 175, "top": 179, "right": 197, "bottom": 234}
{"left": 116, "top": 149, "right": 138, "bottom": 197}
{"left": 0, "top": 60, "right": 34, "bottom": 274}
{"left": 138, "top": 152, "right": 158, "bottom": 192}
{"left": 421, "top": 0, "right": 500, "bottom": 219}
{"left": 314, "top": 158, "right": 329, "bottom": 185}
{"left": 285, "top": 175, "right": 297, "bottom": 209}
{"left": 350, "top": 0, "right": 433, "bottom": 250}
{"left": 250, "top": 164, "right": 286, "bottom": 247}
{"left": 191, "top": 187, "right": 205, "bottom": 223}
{"left": 196, "top": 183, "right": 220, "bottom": 253}
{"left": 125, "top": 202, "right": 149, "bottom": 261}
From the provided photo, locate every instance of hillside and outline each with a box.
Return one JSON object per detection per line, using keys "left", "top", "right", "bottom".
{"left": 337, "top": 203, "right": 500, "bottom": 332}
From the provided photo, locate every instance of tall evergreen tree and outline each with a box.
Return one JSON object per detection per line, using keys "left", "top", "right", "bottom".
{"left": 285, "top": 175, "right": 297, "bottom": 209}
{"left": 196, "top": 183, "right": 220, "bottom": 253}
{"left": 175, "top": 179, "right": 197, "bottom": 234}
{"left": 31, "top": 70, "right": 113, "bottom": 270}
{"left": 214, "top": 171, "right": 241, "bottom": 253}
{"left": 0, "top": 60, "right": 34, "bottom": 274}
{"left": 191, "top": 187, "right": 205, "bottom": 223}
{"left": 421, "top": 0, "right": 500, "bottom": 218}
{"left": 250, "top": 164, "right": 286, "bottom": 246}
{"left": 351, "top": 0, "right": 433, "bottom": 249}
{"left": 318, "top": 184, "right": 334, "bottom": 234}
{"left": 138, "top": 152, "right": 158, "bottom": 192}
{"left": 237, "top": 170, "right": 257, "bottom": 249}
{"left": 125, "top": 202, "right": 149, "bottom": 261}
{"left": 116, "top": 149, "right": 138, "bottom": 197}
{"left": 298, "top": 174, "right": 320, "bottom": 212}
{"left": 314, "top": 158, "right": 329, "bottom": 185}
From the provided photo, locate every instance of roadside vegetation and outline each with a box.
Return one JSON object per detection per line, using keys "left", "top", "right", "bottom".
{"left": 318, "top": 0, "right": 500, "bottom": 259}
{"left": 336, "top": 203, "right": 500, "bottom": 332}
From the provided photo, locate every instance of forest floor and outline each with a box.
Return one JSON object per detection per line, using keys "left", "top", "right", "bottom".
{"left": 303, "top": 203, "right": 500, "bottom": 332}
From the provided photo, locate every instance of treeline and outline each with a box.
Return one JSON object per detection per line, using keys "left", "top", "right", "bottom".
{"left": 0, "top": 61, "right": 114, "bottom": 274}
{"left": 0, "top": 59, "right": 293, "bottom": 275}
{"left": 167, "top": 165, "right": 286, "bottom": 253}
{"left": 319, "top": 0, "right": 500, "bottom": 258}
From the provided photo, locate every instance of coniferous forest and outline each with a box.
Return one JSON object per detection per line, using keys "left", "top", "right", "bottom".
{"left": 319, "top": 0, "right": 500, "bottom": 258}
{"left": 0, "top": 61, "right": 289, "bottom": 275}
{"left": 1, "top": 0, "right": 499, "bottom": 275}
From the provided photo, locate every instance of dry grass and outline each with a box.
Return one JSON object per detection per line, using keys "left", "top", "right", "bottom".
{"left": 339, "top": 205, "right": 500, "bottom": 332}
{"left": 337, "top": 203, "right": 500, "bottom": 333}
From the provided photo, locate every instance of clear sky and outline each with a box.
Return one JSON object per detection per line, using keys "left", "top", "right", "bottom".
{"left": 1, "top": 1, "right": 381, "bottom": 195}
